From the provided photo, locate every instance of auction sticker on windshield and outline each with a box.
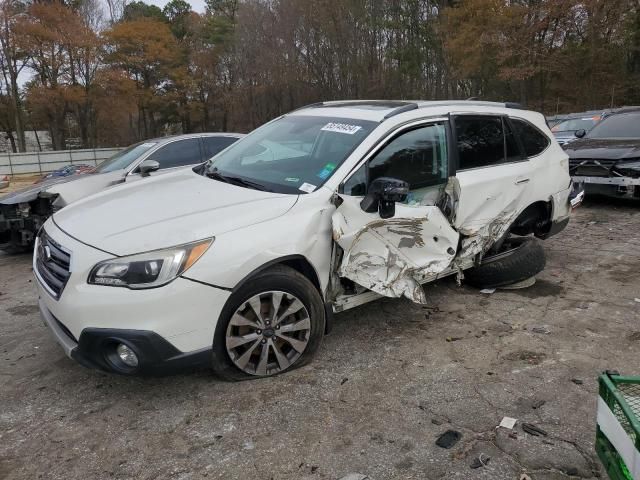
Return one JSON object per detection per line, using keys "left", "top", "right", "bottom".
{"left": 321, "top": 123, "right": 362, "bottom": 135}
{"left": 299, "top": 182, "right": 316, "bottom": 193}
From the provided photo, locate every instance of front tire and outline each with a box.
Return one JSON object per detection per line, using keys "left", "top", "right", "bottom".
{"left": 211, "top": 265, "right": 325, "bottom": 381}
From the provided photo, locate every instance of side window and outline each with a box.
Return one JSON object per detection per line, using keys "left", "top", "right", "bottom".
{"left": 510, "top": 118, "right": 550, "bottom": 157}
{"left": 504, "top": 119, "right": 522, "bottom": 162}
{"left": 203, "top": 136, "right": 238, "bottom": 159}
{"left": 455, "top": 116, "right": 506, "bottom": 169}
{"left": 343, "top": 123, "right": 449, "bottom": 196}
{"left": 147, "top": 138, "right": 202, "bottom": 169}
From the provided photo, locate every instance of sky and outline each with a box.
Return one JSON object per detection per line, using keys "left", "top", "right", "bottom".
{"left": 107, "top": 0, "right": 207, "bottom": 14}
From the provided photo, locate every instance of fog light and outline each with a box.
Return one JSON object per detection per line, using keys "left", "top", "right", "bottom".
{"left": 116, "top": 343, "right": 138, "bottom": 367}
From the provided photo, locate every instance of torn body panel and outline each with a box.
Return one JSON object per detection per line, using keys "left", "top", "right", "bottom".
{"left": 445, "top": 176, "right": 526, "bottom": 265}
{"left": 332, "top": 196, "right": 459, "bottom": 303}
{"left": 0, "top": 171, "right": 125, "bottom": 250}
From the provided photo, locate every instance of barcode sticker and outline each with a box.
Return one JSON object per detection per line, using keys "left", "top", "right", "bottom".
{"left": 299, "top": 182, "right": 316, "bottom": 193}
{"left": 321, "top": 123, "right": 362, "bottom": 135}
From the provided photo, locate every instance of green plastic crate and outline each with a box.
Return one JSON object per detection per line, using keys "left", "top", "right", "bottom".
{"left": 597, "top": 372, "right": 640, "bottom": 480}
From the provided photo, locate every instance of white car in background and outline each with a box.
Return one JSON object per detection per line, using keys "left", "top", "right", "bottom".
{"left": 34, "top": 100, "right": 577, "bottom": 380}
{"left": 0, "top": 133, "right": 243, "bottom": 252}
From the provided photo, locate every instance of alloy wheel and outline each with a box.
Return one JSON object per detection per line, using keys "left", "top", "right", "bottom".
{"left": 225, "top": 291, "right": 311, "bottom": 376}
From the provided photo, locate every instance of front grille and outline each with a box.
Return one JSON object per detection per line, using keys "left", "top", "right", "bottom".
{"left": 569, "top": 158, "right": 617, "bottom": 177}
{"left": 35, "top": 231, "right": 71, "bottom": 299}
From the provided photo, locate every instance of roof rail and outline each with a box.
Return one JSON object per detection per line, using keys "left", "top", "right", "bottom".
{"left": 290, "top": 101, "right": 324, "bottom": 112}
{"left": 383, "top": 103, "right": 419, "bottom": 119}
{"left": 505, "top": 102, "right": 525, "bottom": 109}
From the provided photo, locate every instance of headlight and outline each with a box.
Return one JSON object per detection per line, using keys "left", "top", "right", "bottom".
{"left": 88, "top": 238, "right": 213, "bottom": 289}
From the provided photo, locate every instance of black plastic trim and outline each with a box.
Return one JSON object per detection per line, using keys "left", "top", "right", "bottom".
{"left": 71, "top": 328, "right": 211, "bottom": 375}
{"left": 383, "top": 103, "right": 419, "bottom": 119}
{"left": 535, "top": 217, "right": 569, "bottom": 240}
{"left": 324, "top": 302, "right": 334, "bottom": 335}
{"left": 231, "top": 254, "right": 322, "bottom": 298}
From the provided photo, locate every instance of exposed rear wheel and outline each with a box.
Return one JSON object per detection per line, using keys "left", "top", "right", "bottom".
{"left": 211, "top": 265, "right": 324, "bottom": 381}
{"left": 464, "top": 236, "right": 546, "bottom": 289}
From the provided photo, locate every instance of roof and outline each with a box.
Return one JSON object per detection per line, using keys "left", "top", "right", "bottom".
{"left": 146, "top": 132, "right": 245, "bottom": 144}
{"left": 289, "top": 99, "right": 527, "bottom": 122}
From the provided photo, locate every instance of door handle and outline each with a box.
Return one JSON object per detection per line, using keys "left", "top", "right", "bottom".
{"left": 515, "top": 178, "right": 530, "bottom": 185}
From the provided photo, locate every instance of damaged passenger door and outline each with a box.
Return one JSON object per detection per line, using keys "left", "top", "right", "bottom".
{"left": 449, "top": 115, "right": 536, "bottom": 260}
{"left": 332, "top": 121, "right": 460, "bottom": 304}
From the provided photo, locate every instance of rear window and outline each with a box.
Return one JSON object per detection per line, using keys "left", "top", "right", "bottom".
{"left": 551, "top": 118, "right": 598, "bottom": 132}
{"left": 587, "top": 113, "right": 640, "bottom": 139}
{"left": 510, "top": 118, "right": 550, "bottom": 157}
{"left": 203, "top": 136, "right": 238, "bottom": 159}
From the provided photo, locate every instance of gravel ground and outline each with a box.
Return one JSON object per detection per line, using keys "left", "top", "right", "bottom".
{"left": 1, "top": 196, "right": 639, "bottom": 480}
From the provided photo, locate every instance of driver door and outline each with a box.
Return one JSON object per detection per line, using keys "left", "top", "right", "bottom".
{"left": 332, "top": 120, "right": 460, "bottom": 304}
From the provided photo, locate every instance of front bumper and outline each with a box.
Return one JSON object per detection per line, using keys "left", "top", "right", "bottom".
{"left": 571, "top": 176, "right": 640, "bottom": 199}
{"left": 35, "top": 220, "right": 231, "bottom": 374}
{"left": 571, "top": 175, "right": 640, "bottom": 186}
{"left": 39, "top": 300, "right": 211, "bottom": 375}
{"left": 0, "top": 214, "right": 42, "bottom": 249}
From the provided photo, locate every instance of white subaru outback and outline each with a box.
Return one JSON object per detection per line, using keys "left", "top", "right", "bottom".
{"left": 34, "top": 100, "right": 576, "bottom": 380}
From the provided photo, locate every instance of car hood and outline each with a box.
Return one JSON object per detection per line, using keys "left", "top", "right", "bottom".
{"left": 564, "top": 138, "right": 640, "bottom": 160}
{"left": 53, "top": 169, "right": 299, "bottom": 256}
{"left": 0, "top": 171, "right": 123, "bottom": 206}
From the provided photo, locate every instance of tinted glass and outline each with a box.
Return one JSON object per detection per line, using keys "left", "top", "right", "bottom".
{"left": 587, "top": 113, "right": 640, "bottom": 139}
{"left": 455, "top": 116, "right": 505, "bottom": 169}
{"left": 148, "top": 138, "right": 202, "bottom": 169}
{"left": 552, "top": 118, "right": 597, "bottom": 132}
{"left": 344, "top": 123, "right": 448, "bottom": 196}
{"left": 95, "top": 141, "right": 157, "bottom": 173}
{"left": 206, "top": 116, "right": 376, "bottom": 194}
{"left": 510, "top": 118, "right": 550, "bottom": 157}
{"left": 203, "top": 136, "right": 238, "bottom": 159}
{"left": 505, "top": 119, "right": 522, "bottom": 162}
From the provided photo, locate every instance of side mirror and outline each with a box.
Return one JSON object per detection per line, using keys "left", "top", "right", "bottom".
{"left": 574, "top": 129, "right": 586, "bottom": 138}
{"left": 138, "top": 159, "right": 160, "bottom": 177}
{"left": 360, "top": 177, "right": 409, "bottom": 219}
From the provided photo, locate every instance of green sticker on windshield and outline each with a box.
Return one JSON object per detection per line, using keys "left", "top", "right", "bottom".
{"left": 285, "top": 177, "right": 300, "bottom": 182}
{"left": 317, "top": 163, "right": 337, "bottom": 180}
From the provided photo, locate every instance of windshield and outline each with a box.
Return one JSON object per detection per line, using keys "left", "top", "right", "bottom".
{"left": 587, "top": 113, "right": 640, "bottom": 139}
{"left": 552, "top": 117, "right": 598, "bottom": 132}
{"left": 204, "top": 115, "right": 377, "bottom": 194}
{"left": 95, "top": 141, "right": 157, "bottom": 173}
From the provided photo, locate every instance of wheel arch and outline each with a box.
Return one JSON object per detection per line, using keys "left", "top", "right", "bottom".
{"left": 509, "top": 200, "right": 553, "bottom": 237}
{"left": 232, "top": 254, "right": 322, "bottom": 297}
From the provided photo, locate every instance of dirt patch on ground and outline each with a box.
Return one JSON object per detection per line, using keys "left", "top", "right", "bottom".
{"left": 6, "top": 304, "right": 39, "bottom": 316}
{"left": 505, "top": 278, "right": 566, "bottom": 298}
{"left": 502, "top": 350, "right": 548, "bottom": 365}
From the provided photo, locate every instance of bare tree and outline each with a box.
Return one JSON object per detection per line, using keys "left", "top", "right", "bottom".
{"left": 104, "top": 0, "right": 128, "bottom": 24}
{"left": 0, "top": 0, "right": 28, "bottom": 152}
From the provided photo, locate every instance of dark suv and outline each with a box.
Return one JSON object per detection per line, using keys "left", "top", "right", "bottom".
{"left": 565, "top": 110, "right": 640, "bottom": 199}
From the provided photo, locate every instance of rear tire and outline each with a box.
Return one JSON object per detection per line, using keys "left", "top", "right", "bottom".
{"left": 211, "top": 265, "right": 325, "bottom": 381}
{"left": 464, "top": 236, "right": 546, "bottom": 289}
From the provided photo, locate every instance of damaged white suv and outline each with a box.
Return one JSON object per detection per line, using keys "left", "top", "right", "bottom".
{"left": 35, "top": 101, "right": 575, "bottom": 380}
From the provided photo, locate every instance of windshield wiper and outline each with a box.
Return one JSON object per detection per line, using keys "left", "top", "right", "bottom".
{"left": 223, "top": 176, "right": 272, "bottom": 192}
{"left": 205, "top": 169, "right": 271, "bottom": 192}
{"left": 205, "top": 170, "right": 229, "bottom": 183}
